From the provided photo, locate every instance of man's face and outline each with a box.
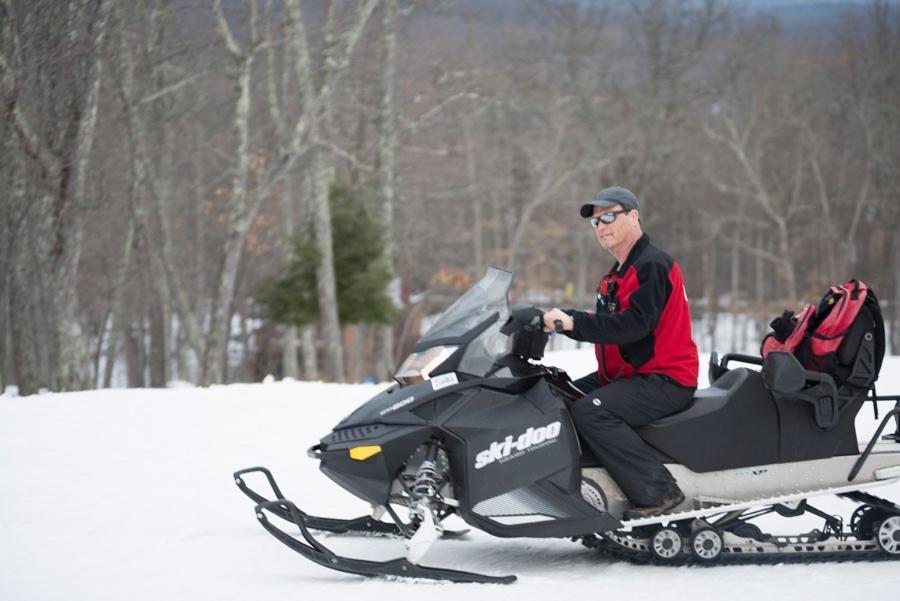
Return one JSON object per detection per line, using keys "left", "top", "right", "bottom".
{"left": 592, "top": 203, "right": 639, "bottom": 253}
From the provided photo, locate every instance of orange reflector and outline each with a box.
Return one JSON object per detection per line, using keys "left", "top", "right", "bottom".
{"left": 349, "top": 445, "right": 382, "bottom": 461}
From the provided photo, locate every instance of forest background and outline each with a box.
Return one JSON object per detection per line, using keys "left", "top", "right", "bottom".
{"left": 1, "top": 0, "right": 898, "bottom": 394}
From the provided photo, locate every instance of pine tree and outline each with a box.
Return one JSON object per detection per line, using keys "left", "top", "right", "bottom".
{"left": 257, "top": 183, "right": 397, "bottom": 328}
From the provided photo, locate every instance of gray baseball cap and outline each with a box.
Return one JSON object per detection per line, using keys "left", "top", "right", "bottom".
{"left": 580, "top": 186, "right": 640, "bottom": 218}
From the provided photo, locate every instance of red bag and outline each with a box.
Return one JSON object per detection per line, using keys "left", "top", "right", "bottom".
{"left": 762, "top": 279, "right": 885, "bottom": 389}
{"left": 761, "top": 304, "right": 816, "bottom": 357}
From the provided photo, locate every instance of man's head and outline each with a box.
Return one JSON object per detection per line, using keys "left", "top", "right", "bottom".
{"left": 580, "top": 186, "right": 643, "bottom": 258}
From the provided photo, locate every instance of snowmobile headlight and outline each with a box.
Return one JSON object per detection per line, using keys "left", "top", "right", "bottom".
{"left": 394, "top": 345, "right": 459, "bottom": 385}
{"left": 349, "top": 445, "right": 382, "bottom": 461}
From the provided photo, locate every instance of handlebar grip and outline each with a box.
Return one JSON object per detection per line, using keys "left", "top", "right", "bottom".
{"left": 553, "top": 320, "right": 564, "bottom": 334}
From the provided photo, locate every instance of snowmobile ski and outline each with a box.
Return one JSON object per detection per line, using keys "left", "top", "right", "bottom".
{"left": 234, "top": 466, "right": 468, "bottom": 537}
{"left": 235, "top": 467, "right": 404, "bottom": 535}
{"left": 253, "top": 499, "right": 516, "bottom": 584}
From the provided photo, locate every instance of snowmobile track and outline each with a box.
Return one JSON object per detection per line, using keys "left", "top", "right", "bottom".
{"left": 581, "top": 533, "right": 898, "bottom": 567}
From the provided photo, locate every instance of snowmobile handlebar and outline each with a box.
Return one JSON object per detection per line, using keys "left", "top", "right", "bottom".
{"left": 719, "top": 353, "right": 764, "bottom": 369}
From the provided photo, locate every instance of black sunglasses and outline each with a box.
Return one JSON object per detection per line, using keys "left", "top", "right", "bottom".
{"left": 590, "top": 209, "right": 631, "bottom": 228}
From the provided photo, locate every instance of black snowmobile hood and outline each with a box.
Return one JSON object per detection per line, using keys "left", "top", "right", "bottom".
{"left": 334, "top": 379, "right": 472, "bottom": 429}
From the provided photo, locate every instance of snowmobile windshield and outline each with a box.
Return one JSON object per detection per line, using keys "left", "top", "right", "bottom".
{"left": 412, "top": 267, "right": 513, "bottom": 378}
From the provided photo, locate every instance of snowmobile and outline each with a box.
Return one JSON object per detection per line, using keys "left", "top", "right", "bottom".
{"left": 235, "top": 267, "right": 900, "bottom": 583}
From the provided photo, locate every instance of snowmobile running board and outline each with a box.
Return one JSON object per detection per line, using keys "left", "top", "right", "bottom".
{"left": 620, "top": 475, "right": 900, "bottom": 529}
{"left": 254, "top": 499, "right": 516, "bottom": 584}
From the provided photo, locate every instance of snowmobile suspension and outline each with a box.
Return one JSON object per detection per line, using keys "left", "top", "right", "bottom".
{"left": 412, "top": 444, "right": 442, "bottom": 501}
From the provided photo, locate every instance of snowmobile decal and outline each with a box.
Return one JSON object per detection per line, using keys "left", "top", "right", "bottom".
{"left": 474, "top": 421, "right": 562, "bottom": 470}
{"left": 430, "top": 372, "right": 458, "bottom": 390}
{"left": 378, "top": 396, "right": 415, "bottom": 416}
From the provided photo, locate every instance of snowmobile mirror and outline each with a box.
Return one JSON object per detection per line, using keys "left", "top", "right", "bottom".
{"left": 500, "top": 304, "right": 542, "bottom": 334}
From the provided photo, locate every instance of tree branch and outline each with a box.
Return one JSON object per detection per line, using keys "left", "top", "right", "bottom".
{"left": 213, "top": 0, "right": 243, "bottom": 59}
{"left": 140, "top": 72, "right": 205, "bottom": 104}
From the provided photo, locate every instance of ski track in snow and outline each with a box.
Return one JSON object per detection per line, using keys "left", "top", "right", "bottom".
{"left": 2, "top": 352, "right": 900, "bottom": 600}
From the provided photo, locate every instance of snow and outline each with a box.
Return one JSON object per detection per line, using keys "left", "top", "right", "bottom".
{"left": 2, "top": 353, "right": 900, "bottom": 600}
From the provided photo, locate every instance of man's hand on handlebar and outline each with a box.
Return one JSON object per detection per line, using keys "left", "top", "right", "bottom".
{"left": 542, "top": 308, "right": 574, "bottom": 333}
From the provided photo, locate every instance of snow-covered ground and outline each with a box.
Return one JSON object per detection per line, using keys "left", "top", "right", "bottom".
{"left": 2, "top": 352, "right": 900, "bottom": 600}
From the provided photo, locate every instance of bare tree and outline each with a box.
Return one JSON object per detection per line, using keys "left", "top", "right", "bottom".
{"left": 1, "top": 0, "right": 114, "bottom": 391}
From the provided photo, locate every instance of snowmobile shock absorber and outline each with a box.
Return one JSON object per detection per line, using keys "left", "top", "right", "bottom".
{"left": 408, "top": 444, "right": 443, "bottom": 525}
{"left": 412, "top": 444, "right": 441, "bottom": 500}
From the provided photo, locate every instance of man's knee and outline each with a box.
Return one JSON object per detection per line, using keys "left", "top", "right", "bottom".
{"left": 572, "top": 395, "right": 620, "bottom": 426}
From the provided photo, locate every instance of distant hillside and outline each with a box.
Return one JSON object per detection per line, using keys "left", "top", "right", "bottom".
{"left": 412, "top": 1, "right": 878, "bottom": 32}
{"left": 746, "top": 2, "right": 873, "bottom": 30}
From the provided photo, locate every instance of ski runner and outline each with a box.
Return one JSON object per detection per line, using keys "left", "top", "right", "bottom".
{"left": 542, "top": 186, "right": 699, "bottom": 518}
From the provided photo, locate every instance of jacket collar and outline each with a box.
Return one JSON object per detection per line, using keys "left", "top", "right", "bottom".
{"left": 610, "top": 233, "right": 650, "bottom": 276}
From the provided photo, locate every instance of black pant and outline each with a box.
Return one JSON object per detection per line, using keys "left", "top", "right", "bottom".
{"left": 571, "top": 372, "right": 695, "bottom": 506}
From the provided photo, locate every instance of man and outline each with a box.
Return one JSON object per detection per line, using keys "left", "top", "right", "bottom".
{"left": 542, "top": 186, "right": 698, "bottom": 519}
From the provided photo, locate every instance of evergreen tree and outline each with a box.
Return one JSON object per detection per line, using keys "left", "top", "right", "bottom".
{"left": 256, "top": 183, "right": 397, "bottom": 327}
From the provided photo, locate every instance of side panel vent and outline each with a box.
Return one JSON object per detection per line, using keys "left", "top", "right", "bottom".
{"left": 411, "top": 393, "right": 462, "bottom": 420}
{"left": 324, "top": 424, "right": 384, "bottom": 444}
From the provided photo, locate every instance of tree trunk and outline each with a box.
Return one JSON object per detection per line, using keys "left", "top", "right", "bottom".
{"left": 0, "top": 253, "right": 6, "bottom": 393}
{"left": 703, "top": 245, "right": 719, "bottom": 352}
{"left": 280, "top": 172, "right": 300, "bottom": 379}
{"left": 0, "top": 130, "right": 12, "bottom": 392}
{"left": 100, "top": 221, "right": 135, "bottom": 388}
{"left": 148, "top": 298, "right": 169, "bottom": 387}
{"left": 462, "top": 116, "right": 483, "bottom": 270}
{"left": 204, "top": 0, "right": 260, "bottom": 384}
{"left": 124, "top": 319, "right": 146, "bottom": 389}
{"left": 9, "top": 250, "right": 39, "bottom": 396}
{"left": 301, "top": 325, "right": 318, "bottom": 380}
{"left": 346, "top": 325, "right": 362, "bottom": 383}
{"left": 239, "top": 307, "right": 251, "bottom": 382}
{"left": 310, "top": 148, "right": 345, "bottom": 381}
{"left": 51, "top": 0, "right": 114, "bottom": 391}
{"left": 753, "top": 230, "right": 766, "bottom": 343}
{"left": 374, "top": 0, "right": 398, "bottom": 383}
{"left": 892, "top": 240, "right": 900, "bottom": 355}
{"left": 776, "top": 223, "right": 797, "bottom": 302}
{"left": 282, "top": 327, "right": 299, "bottom": 380}
{"left": 729, "top": 229, "right": 740, "bottom": 351}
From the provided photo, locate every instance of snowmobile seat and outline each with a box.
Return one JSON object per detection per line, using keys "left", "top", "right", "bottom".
{"left": 761, "top": 349, "right": 869, "bottom": 463}
{"left": 634, "top": 367, "right": 782, "bottom": 472}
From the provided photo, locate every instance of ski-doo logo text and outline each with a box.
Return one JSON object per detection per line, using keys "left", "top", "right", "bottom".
{"left": 474, "top": 421, "right": 562, "bottom": 470}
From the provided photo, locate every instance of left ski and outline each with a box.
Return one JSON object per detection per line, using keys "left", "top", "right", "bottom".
{"left": 233, "top": 466, "right": 400, "bottom": 534}
{"left": 254, "top": 499, "right": 516, "bottom": 584}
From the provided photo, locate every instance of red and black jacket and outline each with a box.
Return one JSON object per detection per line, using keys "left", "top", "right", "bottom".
{"left": 566, "top": 234, "right": 699, "bottom": 388}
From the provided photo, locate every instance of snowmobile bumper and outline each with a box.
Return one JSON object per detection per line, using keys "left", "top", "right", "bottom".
{"left": 253, "top": 499, "right": 516, "bottom": 584}
{"left": 233, "top": 467, "right": 403, "bottom": 535}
